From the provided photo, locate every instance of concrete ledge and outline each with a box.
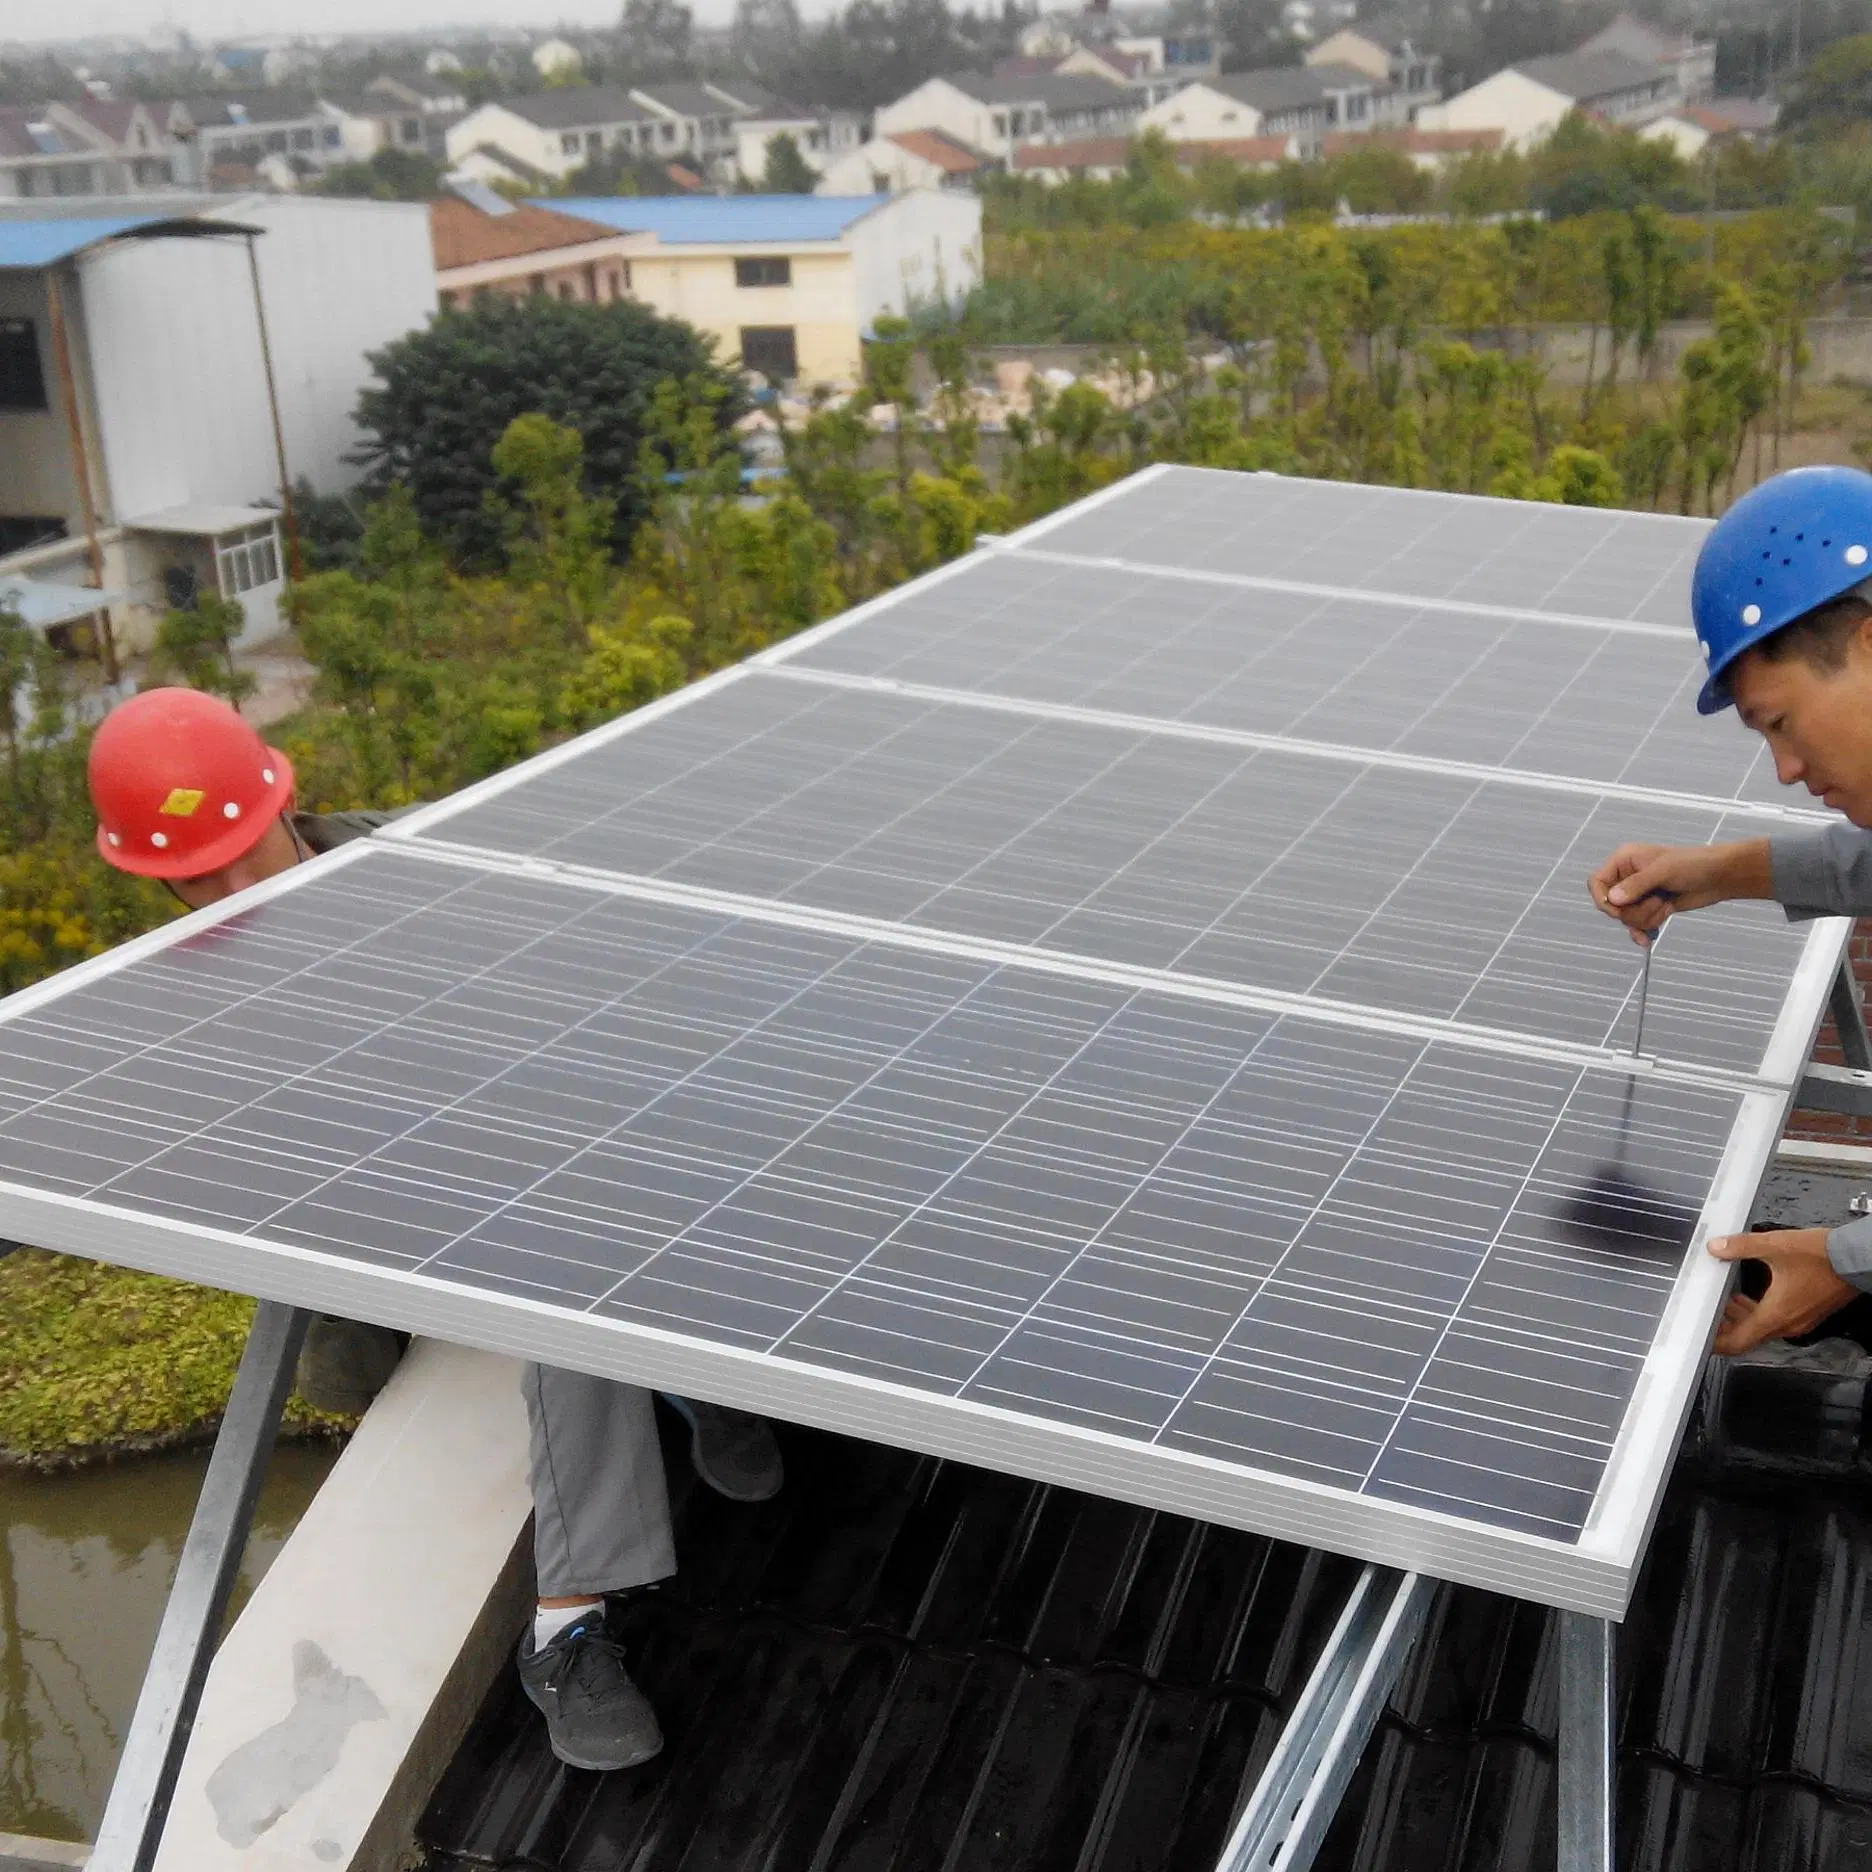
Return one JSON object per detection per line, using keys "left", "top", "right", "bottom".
{"left": 151, "top": 1340, "right": 533, "bottom": 1872}
{"left": 0, "top": 1834, "right": 88, "bottom": 1871}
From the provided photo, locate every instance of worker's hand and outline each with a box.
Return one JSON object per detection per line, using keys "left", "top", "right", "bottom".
{"left": 1587, "top": 841, "right": 1757, "bottom": 945}
{"left": 1708, "top": 1228, "right": 1858, "bottom": 1354}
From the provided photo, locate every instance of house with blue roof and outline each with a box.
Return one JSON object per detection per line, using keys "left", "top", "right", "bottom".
{"left": 537, "top": 189, "right": 981, "bottom": 386}
{"left": 0, "top": 195, "right": 434, "bottom": 662}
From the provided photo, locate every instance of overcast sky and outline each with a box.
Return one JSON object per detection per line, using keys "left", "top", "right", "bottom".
{"left": 4, "top": 0, "right": 745, "bottom": 45}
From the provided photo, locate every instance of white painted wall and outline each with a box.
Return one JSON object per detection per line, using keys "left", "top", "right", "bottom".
{"left": 445, "top": 102, "right": 570, "bottom": 177}
{"left": 846, "top": 189, "right": 981, "bottom": 327}
{"left": 0, "top": 271, "right": 82, "bottom": 532}
{"left": 1417, "top": 69, "right": 1571, "bottom": 148}
{"left": 1137, "top": 81, "right": 1268, "bottom": 140}
{"left": 77, "top": 196, "right": 435, "bottom": 517}
{"left": 818, "top": 136, "right": 950, "bottom": 196}
{"left": 875, "top": 79, "right": 1008, "bottom": 158}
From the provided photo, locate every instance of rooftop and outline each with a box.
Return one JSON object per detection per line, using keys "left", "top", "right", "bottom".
{"left": 547, "top": 193, "right": 888, "bottom": 245}
{"left": 1012, "top": 134, "right": 1131, "bottom": 170}
{"left": 1512, "top": 49, "right": 1670, "bottom": 103}
{"left": 181, "top": 90, "right": 325, "bottom": 127}
{"left": 498, "top": 85, "right": 658, "bottom": 130}
{"left": 943, "top": 68, "right": 1141, "bottom": 109}
{"left": 885, "top": 127, "right": 986, "bottom": 172}
{"left": 632, "top": 79, "right": 744, "bottom": 120}
{"left": 430, "top": 196, "right": 630, "bottom": 270}
{"left": 1208, "top": 65, "right": 1345, "bottom": 113}
{"left": 419, "top": 1340, "right": 1872, "bottom": 1872}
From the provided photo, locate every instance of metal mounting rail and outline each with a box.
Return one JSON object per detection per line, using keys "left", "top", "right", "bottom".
{"left": 1215, "top": 1566, "right": 1433, "bottom": 1872}
{"left": 1830, "top": 960, "right": 1872, "bottom": 1072}
{"left": 90, "top": 1301, "right": 310, "bottom": 1872}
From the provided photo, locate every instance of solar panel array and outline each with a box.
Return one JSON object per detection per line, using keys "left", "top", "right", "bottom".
{"left": 0, "top": 467, "right": 1834, "bottom": 1614}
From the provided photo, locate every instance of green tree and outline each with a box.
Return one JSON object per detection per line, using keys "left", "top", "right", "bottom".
{"left": 1781, "top": 35, "right": 1872, "bottom": 140}
{"left": 150, "top": 595, "right": 256, "bottom": 707}
{"left": 312, "top": 148, "right": 446, "bottom": 201}
{"left": 760, "top": 132, "right": 817, "bottom": 193}
{"left": 353, "top": 295, "right": 745, "bottom": 564}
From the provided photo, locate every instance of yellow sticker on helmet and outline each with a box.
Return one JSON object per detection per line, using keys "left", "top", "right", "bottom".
{"left": 158, "top": 787, "right": 205, "bottom": 817}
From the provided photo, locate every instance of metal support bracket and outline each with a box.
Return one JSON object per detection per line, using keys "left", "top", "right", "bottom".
{"left": 1796, "top": 1061, "right": 1872, "bottom": 1116}
{"left": 89, "top": 1301, "right": 310, "bottom": 1872}
{"left": 1831, "top": 961, "right": 1872, "bottom": 1072}
{"left": 1215, "top": 1566, "right": 1433, "bottom": 1872}
{"left": 1558, "top": 1611, "right": 1615, "bottom": 1872}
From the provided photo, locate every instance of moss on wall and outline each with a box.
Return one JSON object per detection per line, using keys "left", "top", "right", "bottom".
{"left": 0, "top": 1249, "right": 350, "bottom": 1469}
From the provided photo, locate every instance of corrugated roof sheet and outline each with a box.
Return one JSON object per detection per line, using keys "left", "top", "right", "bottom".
{"left": 546, "top": 194, "right": 887, "bottom": 244}
{"left": 0, "top": 214, "right": 159, "bottom": 268}
{"left": 420, "top": 1342, "right": 1872, "bottom": 1872}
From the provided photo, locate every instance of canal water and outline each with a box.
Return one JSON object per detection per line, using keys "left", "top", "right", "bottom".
{"left": 0, "top": 1441, "right": 336, "bottom": 1845}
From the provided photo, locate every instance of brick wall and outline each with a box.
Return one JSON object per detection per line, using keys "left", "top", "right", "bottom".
{"left": 1785, "top": 920, "right": 1872, "bottom": 1144}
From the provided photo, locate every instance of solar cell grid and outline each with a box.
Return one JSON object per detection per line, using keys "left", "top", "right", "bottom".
{"left": 777, "top": 551, "right": 1790, "bottom": 808}
{"left": 0, "top": 846, "right": 1742, "bottom": 1555}
{"left": 405, "top": 670, "right": 1808, "bottom": 1073}
{"left": 0, "top": 466, "right": 1839, "bottom": 1616}
{"left": 1024, "top": 465, "right": 1707, "bottom": 625}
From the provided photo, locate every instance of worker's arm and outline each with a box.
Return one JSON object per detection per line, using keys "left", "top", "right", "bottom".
{"left": 1767, "top": 821, "right": 1872, "bottom": 920}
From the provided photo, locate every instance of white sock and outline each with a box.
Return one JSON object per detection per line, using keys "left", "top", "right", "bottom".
{"left": 533, "top": 1599, "right": 602, "bottom": 1652}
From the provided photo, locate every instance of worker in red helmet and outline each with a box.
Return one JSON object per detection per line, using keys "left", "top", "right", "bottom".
{"left": 89, "top": 687, "right": 783, "bottom": 1774}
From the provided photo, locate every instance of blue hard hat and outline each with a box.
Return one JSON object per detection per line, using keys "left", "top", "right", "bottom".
{"left": 1693, "top": 465, "right": 1872, "bottom": 713}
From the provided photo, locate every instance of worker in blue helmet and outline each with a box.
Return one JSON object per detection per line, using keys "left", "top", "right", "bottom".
{"left": 1591, "top": 464, "right": 1872, "bottom": 1355}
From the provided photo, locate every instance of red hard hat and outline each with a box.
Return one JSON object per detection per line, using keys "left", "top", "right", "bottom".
{"left": 89, "top": 688, "right": 294, "bottom": 880}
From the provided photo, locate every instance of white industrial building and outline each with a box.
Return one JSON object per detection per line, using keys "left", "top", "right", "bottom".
{"left": 0, "top": 195, "right": 435, "bottom": 662}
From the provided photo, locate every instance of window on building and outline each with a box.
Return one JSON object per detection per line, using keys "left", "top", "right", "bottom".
{"left": 992, "top": 112, "right": 1007, "bottom": 136}
{"left": 558, "top": 280, "right": 576, "bottom": 299}
{"left": 402, "top": 117, "right": 423, "bottom": 143}
{"left": 1347, "top": 93, "right": 1366, "bottom": 119}
{"left": 584, "top": 263, "right": 600, "bottom": 298}
{"left": 561, "top": 131, "right": 580, "bottom": 153}
{"left": 265, "top": 130, "right": 287, "bottom": 152}
{"left": 291, "top": 127, "right": 313, "bottom": 149}
{"left": 216, "top": 522, "right": 281, "bottom": 598}
{"left": 586, "top": 129, "right": 603, "bottom": 151}
{"left": 740, "top": 325, "right": 797, "bottom": 381}
{"left": 0, "top": 319, "right": 48, "bottom": 411}
{"left": 659, "top": 121, "right": 677, "bottom": 145}
{"left": 322, "top": 124, "right": 340, "bottom": 147}
{"left": 735, "top": 255, "right": 791, "bottom": 287}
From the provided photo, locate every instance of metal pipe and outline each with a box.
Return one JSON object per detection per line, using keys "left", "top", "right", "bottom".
{"left": 89, "top": 1302, "right": 310, "bottom": 1872}
{"left": 1558, "top": 1611, "right": 1616, "bottom": 1872}
{"left": 1215, "top": 1567, "right": 1433, "bottom": 1872}
{"left": 43, "top": 264, "right": 118, "bottom": 682}
{"left": 243, "top": 232, "right": 303, "bottom": 585}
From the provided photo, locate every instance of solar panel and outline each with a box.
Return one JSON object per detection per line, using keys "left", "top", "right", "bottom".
{"left": 0, "top": 842, "right": 1768, "bottom": 1605}
{"left": 402, "top": 669, "right": 1808, "bottom": 1073}
{"left": 1021, "top": 464, "right": 1708, "bottom": 626}
{"left": 0, "top": 467, "right": 1840, "bottom": 1619}
{"left": 778, "top": 551, "right": 1795, "bottom": 810}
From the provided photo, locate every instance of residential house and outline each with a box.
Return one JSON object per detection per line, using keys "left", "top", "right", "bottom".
{"left": 0, "top": 194, "right": 434, "bottom": 654}
{"left": 431, "top": 189, "right": 647, "bottom": 308}
{"left": 209, "top": 44, "right": 299, "bottom": 87}
{"left": 173, "top": 93, "right": 345, "bottom": 187}
{"left": 321, "top": 91, "right": 435, "bottom": 163}
{"left": 1418, "top": 51, "right": 1678, "bottom": 148}
{"left": 1640, "top": 96, "right": 1779, "bottom": 160}
{"left": 1013, "top": 132, "right": 1293, "bottom": 183}
{"left": 1577, "top": 14, "right": 1716, "bottom": 105}
{"left": 731, "top": 99, "right": 868, "bottom": 186}
{"left": 817, "top": 129, "right": 984, "bottom": 196}
{"left": 0, "top": 101, "right": 180, "bottom": 199}
{"left": 372, "top": 71, "right": 469, "bottom": 117}
{"left": 629, "top": 81, "right": 754, "bottom": 179}
{"left": 1137, "top": 64, "right": 1391, "bottom": 156}
{"left": 547, "top": 190, "right": 981, "bottom": 384}
{"left": 875, "top": 71, "right": 1141, "bottom": 162}
{"left": 444, "top": 88, "right": 661, "bottom": 183}
{"left": 1306, "top": 26, "right": 1441, "bottom": 119}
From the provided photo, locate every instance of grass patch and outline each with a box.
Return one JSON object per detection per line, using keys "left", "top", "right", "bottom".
{"left": 0, "top": 1249, "right": 349, "bottom": 1469}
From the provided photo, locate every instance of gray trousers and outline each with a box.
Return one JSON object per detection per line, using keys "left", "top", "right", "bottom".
{"left": 523, "top": 1364, "right": 676, "bottom": 1599}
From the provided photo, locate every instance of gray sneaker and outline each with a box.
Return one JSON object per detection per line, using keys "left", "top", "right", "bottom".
{"left": 517, "top": 1616, "right": 663, "bottom": 1772}
{"left": 666, "top": 1397, "right": 784, "bottom": 1502}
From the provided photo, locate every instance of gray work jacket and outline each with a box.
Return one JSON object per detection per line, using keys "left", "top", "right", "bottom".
{"left": 1771, "top": 822, "right": 1872, "bottom": 1285}
{"left": 292, "top": 808, "right": 400, "bottom": 856}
